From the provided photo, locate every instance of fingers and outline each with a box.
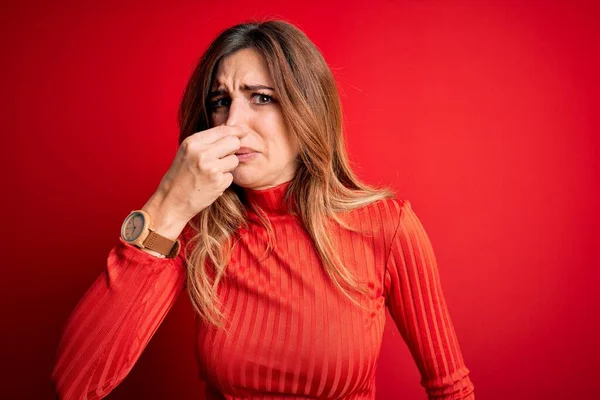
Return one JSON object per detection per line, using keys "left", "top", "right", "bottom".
{"left": 220, "top": 172, "right": 234, "bottom": 192}
{"left": 214, "top": 153, "right": 240, "bottom": 173}
{"left": 181, "top": 125, "right": 245, "bottom": 160}
{"left": 209, "top": 134, "right": 243, "bottom": 160}
{"left": 200, "top": 154, "right": 238, "bottom": 188}
{"left": 180, "top": 134, "right": 241, "bottom": 165}
{"left": 194, "top": 125, "right": 247, "bottom": 145}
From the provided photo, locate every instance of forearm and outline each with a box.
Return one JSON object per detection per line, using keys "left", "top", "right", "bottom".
{"left": 51, "top": 238, "right": 186, "bottom": 399}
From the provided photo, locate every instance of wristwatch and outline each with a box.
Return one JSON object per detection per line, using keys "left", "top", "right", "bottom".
{"left": 120, "top": 209, "right": 181, "bottom": 259}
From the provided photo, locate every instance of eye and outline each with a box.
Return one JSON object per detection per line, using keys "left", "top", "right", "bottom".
{"left": 252, "top": 93, "right": 274, "bottom": 105}
{"left": 210, "top": 98, "right": 230, "bottom": 110}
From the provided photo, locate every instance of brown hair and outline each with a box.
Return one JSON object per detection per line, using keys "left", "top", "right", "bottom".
{"left": 178, "top": 19, "right": 395, "bottom": 335}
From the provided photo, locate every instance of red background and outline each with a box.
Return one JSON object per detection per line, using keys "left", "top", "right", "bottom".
{"left": 2, "top": 0, "right": 599, "bottom": 399}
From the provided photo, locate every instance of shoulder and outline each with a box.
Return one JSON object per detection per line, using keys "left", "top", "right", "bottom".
{"left": 373, "top": 197, "right": 410, "bottom": 216}
{"left": 341, "top": 197, "right": 411, "bottom": 240}
{"left": 362, "top": 197, "right": 411, "bottom": 230}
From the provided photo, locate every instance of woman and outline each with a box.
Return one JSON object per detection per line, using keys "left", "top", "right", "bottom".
{"left": 51, "top": 19, "right": 475, "bottom": 399}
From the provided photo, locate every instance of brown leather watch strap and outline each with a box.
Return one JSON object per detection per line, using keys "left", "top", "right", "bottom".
{"left": 167, "top": 238, "right": 181, "bottom": 259}
{"left": 142, "top": 231, "right": 180, "bottom": 259}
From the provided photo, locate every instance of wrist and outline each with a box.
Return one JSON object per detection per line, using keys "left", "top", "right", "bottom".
{"left": 142, "top": 195, "right": 189, "bottom": 240}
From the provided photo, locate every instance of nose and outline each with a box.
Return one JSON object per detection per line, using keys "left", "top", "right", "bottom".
{"left": 224, "top": 95, "right": 250, "bottom": 128}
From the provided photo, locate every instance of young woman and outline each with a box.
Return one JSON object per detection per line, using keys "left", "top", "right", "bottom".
{"left": 52, "top": 19, "right": 475, "bottom": 399}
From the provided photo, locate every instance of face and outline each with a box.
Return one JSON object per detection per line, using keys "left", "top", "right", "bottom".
{"left": 208, "top": 48, "right": 299, "bottom": 190}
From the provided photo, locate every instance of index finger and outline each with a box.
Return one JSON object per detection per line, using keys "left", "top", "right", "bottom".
{"left": 192, "top": 125, "right": 247, "bottom": 145}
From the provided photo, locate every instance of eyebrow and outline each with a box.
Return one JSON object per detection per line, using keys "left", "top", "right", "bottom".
{"left": 208, "top": 84, "right": 275, "bottom": 99}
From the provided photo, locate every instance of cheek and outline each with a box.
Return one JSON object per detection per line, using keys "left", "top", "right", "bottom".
{"left": 265, "top": 140, "right": 296, "bottom": 169}
{"left": 256, "top": 114, "right": 293, "bottom": 154}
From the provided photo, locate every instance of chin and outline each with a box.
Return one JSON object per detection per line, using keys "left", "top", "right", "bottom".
{"left": 232, "top": 170, "right": 260, "bottom": 188}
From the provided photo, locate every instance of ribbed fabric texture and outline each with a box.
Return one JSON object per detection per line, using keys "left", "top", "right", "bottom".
{"left": 52, "top": 180, "right": 475, "bottom": 399}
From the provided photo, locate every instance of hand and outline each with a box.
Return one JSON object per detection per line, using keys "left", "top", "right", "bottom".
{"left": 144, "top": 125, "right": 245, "bottom": 231}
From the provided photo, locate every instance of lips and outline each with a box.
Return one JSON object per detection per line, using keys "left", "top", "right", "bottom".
{"left": 235, "top": 152, "right": 258, "bottom": 162}
{"left": 235, "top": 147, "right": 257, "bottom": 155}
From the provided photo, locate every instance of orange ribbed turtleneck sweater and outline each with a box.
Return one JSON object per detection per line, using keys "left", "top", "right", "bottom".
{"left": 51, "top": 180, "right": 475, "bottom": 399}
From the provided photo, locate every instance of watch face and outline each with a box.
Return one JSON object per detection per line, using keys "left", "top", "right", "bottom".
{"left": 122, "top": 211, "right": 146, "bottom": 242}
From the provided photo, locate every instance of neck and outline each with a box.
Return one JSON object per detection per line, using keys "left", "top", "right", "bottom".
{"left": 240, "top": 179, "right": 294, "bottom": 216}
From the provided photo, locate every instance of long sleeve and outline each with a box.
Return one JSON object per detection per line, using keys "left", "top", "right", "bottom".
{"left": 51, "top": 233, "right": 189, "bottom": 399}
{"left": 384, "top": 199, "right": 475, "bottom": 399}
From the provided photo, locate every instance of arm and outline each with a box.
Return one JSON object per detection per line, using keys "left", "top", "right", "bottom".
{"left": 384, "top": 199, "right": 475, "bottom": 399}
{"left": 51, "top": 228, "right": 192, "bottom": 399}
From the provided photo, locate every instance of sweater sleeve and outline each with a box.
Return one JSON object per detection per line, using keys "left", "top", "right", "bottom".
{"left": 384, "top": 199, "right": 475, "bottom": 399}
{"left": 51, "top": 229, "right": 191, "bottom": 399}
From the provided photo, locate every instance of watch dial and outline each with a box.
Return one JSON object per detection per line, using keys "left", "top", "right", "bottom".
{"left": 122, "top": 212, "right": 145, "bottom": 241}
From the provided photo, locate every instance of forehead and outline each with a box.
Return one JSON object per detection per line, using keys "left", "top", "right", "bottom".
{"left": 212, "top": 48, "right": 273, "bottom": 88}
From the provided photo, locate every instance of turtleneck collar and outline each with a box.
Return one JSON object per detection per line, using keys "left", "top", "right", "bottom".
{"left": 242, "top": 179, "right": 294, "bottom": 216}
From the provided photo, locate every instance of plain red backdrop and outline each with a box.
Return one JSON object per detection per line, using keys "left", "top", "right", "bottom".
{"left": 2, "top": 0, "right": 598, "bottom": 398}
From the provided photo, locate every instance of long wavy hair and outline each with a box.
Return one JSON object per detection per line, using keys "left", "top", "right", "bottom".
{"left": 178, "top": 19, "right": 395, "bottom": 334}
